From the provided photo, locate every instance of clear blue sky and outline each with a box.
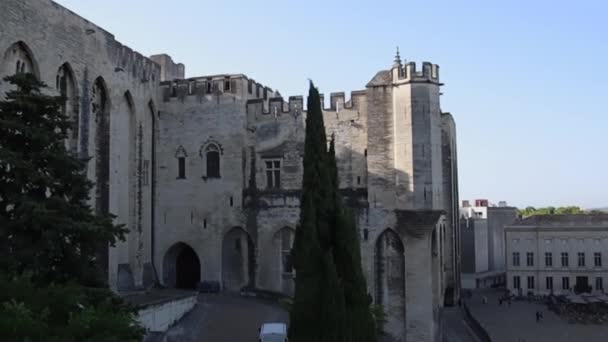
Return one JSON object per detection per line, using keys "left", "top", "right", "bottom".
{"left": 55, "top": 0, "right": 608, "bottom": 209}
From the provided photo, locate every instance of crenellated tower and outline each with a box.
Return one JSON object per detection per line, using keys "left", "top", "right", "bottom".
{"left": 366, "top": 48, "right": 443, "bottom": 211}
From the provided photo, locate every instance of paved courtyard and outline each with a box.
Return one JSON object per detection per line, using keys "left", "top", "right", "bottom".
{"left": 467, "top": 289, "right": 608, "bottom": 342}
{"left": 150, "top": 294, "right": 288, "bottom": 342}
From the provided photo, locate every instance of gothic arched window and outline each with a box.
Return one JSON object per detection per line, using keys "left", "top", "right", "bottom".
{"left": 205, "top": 144, "right": 220, "bottom": 178}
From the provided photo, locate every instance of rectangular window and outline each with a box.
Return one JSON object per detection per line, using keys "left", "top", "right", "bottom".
{"left": 248, "top": 80, "right": 253, "bottom": 94}
{"left": 561, "top": 252, "right": 569, "bottom": 267}
{"left": 595, "top": 252, "right": 602, "bottom": 267}
{"left": 578, "top": 252, "right": 585, "bottom": 267}
{"left": 527, "top": 276, "right": 535, "bottom": 290}
{"left": 265, "top": 159, "right": 281, "bottom": 189}
{"left": 562, "top": 277, "right": 570, "bottom": 290}
{"left": 546, "top": 276, "right": 553, "bottom": 290}
{"left": 545, "top": 252, "right": 553, "bottom": 267}
{"left": 596, "top": 277, "right": 604, "bottom": 291}
{"left": 224, "top": 79, "right": 231, "bottom": 92}
{"left": 527, "top": 252, "right": 534, "bottom": 267}
{"left": 143, "top": 160, "right": 150, "bottom": 186}
{"left": 177, "top": 157, "right": 186, "bottom": 179}
{"left": 513, "top": 276, "right": 521, "bottom": 289}
{"left": 513, "top": 252, "right": 520, "bottom": 267}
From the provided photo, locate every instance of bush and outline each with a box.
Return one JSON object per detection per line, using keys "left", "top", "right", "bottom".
{"left": 0, "top": 274, "right": 144, "bottom": 342}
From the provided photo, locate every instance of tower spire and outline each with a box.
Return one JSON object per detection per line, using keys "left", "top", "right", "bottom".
{"left": 393, "top": 46, "right": 402, "bottom": 67}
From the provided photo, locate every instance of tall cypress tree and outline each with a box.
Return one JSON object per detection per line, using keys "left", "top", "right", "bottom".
{"left": 328, "top": 137, "right": 377, "bottom": 342}
{"left": 290, "top": 82, "right": 346, "bottom": 341}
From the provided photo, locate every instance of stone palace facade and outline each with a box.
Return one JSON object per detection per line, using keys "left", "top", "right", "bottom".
{"left": 0, "top": 1, "right": 461, "bottom": 340}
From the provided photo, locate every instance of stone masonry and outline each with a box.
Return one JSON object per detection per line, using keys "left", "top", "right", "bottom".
{"left": 0, "top": 2, "right": 460, "bottom": 341}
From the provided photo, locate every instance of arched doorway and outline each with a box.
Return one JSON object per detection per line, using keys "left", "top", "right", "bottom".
{"left": 222, "top": 227, "right": 255, "bottom": 292}
{"left": 375, "top": 229, "right": 405, "bottom": 339}
{"left": 163, "top": 242, "right": 201, "bottom": 289}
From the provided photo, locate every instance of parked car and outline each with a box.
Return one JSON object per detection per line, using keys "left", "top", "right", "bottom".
{"left": 259, "top": 322, "right": 288, "bottom": 342}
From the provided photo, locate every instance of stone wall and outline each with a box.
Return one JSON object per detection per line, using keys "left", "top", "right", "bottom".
{"left": 0, "top": 0, "right": 160, "bottom": 290}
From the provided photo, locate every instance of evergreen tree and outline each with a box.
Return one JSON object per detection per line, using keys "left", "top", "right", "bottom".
{"left": 328, "top": 138, "right": 377, "bottom": 342}
{"left": 291, "top": 82, "right": 376, "bottom": 341}
{"left": 0, "top": 73, "right": 126, "bottom": 286}
{"left": 290, "top": 82, "right": 346, "bottom": 341}
{"left": 0, "top": 74, "right": 143, "bottom": 341}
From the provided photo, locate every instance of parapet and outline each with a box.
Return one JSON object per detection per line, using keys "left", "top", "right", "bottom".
{"left": 158, "top": 74, "right": 279, "bottom": 103}
{"left": 391, "top": 61, "right": 441, "bottom": 85}
{"left": 245, "top": 90, "right": 367, "bottom": 122}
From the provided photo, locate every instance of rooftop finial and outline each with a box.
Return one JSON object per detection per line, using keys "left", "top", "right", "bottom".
{"left": 393, "top": 46, "right": 402, "bottom": 67}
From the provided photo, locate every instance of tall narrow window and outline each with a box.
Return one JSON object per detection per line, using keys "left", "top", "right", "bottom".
{"left": 546, "top": 277, "right": 553, "bottom": 290}
{"left": 578, "top": 252, "right": 585, "bottom": 267}
{"left": 513, "top": 276, "right": 521, "bottom": 289}
{"left": 224, "top": 79, "right": 231, "bottom": 92}
{"left": 596, "top": 277, "right": 604, "bottom": 291}
{"left": 513, "top": 252, "right": 520, "bottom": 267}
{"left": 527, "top": 276, "right": 535, "bottom": 289}
{"left": 595, "top": 252, "right": 602, "bottom": 267}
{"left": 143, "top": 160, "right": 150, "bottom": 186}
{"left": 265, "top": 159, "right": 281, "bottom": 189}
{"left": 178, "top": 157, "right": 186, "bottom": 179}
{"left": 205, "top": 144, "right": 221, "bottom": 178}
{"left": 526, "top": 252, "right": 534, "bottom": 266}
{"left": 561, "top": 252, "right": 569, "bottom": 267}
{"left": 562, "top": 277, "right": 570, "bottom": 290}
{"left": 545, "top": 252, "right": 553, "bottom": 267}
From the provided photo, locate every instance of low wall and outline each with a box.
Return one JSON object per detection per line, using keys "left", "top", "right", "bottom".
{"left": 135, "top": 293, "right": 198, "bottom": 332}
{"left": 462, "top": 302, "right": 492, "bottom": 342}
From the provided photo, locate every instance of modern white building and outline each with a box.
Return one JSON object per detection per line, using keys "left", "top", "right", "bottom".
{"left": 460, "top": 200, "right": 517, "bottom": 288}
{"left": 505, "top": 215, "right": 608, "bottom": 296}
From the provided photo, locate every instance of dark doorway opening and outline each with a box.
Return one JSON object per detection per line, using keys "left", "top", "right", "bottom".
{"left": 163, "top": 242, "right": 201, "bottom": 289}
{"left": 176, "top": 246, "right": 201, "bottom": 289}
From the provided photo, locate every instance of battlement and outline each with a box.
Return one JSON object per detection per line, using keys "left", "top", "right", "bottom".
{"left": 392, "top": 61, "right": 441, "bottom": 85}
{"left": 158, "top": 74, "right": 279, "bottom": 102}
{"left": 245, "top": 90, "right": 367, "bottom": 121}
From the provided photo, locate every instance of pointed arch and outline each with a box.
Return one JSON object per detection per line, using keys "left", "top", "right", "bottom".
{"left": 56, "top": 63, "right": 79, "bottom": 153}
{"left": 1, "top": 41, "right": 39, "bottom": 79}
{"left": 374, "top": 228, "right": 405, "bottom": 338}
{"left": 222, "top": 227, "right": 255, "bottom": 292}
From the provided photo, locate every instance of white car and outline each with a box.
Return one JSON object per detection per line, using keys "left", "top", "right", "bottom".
{"left": 258, "top": 322, "right": 288, "bottom": 342}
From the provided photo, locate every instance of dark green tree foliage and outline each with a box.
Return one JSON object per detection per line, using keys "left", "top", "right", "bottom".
{"left": 0, "top": 74, "right": 142, "bottom": 341}
{"left": 0, "top": 74, "right": 127, "bottom": 286}
{"left": 518, "top": 206, "right": 593, "bottom": 217}
{"left": 290, "top": 82, "right": 375, "bottom": 341}
{"left": 290, "top": 82, "right": 345, "bottom": 341}
{"left": 328, "top": 138, "right": 377, "bottom": 342}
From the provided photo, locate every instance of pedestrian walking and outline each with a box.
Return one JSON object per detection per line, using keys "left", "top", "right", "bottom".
{"left": 535, "top": 311, "right": 540, "bottom": 322}
{"left": 482, "top": 296, "right": 487, "bottom": 304}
